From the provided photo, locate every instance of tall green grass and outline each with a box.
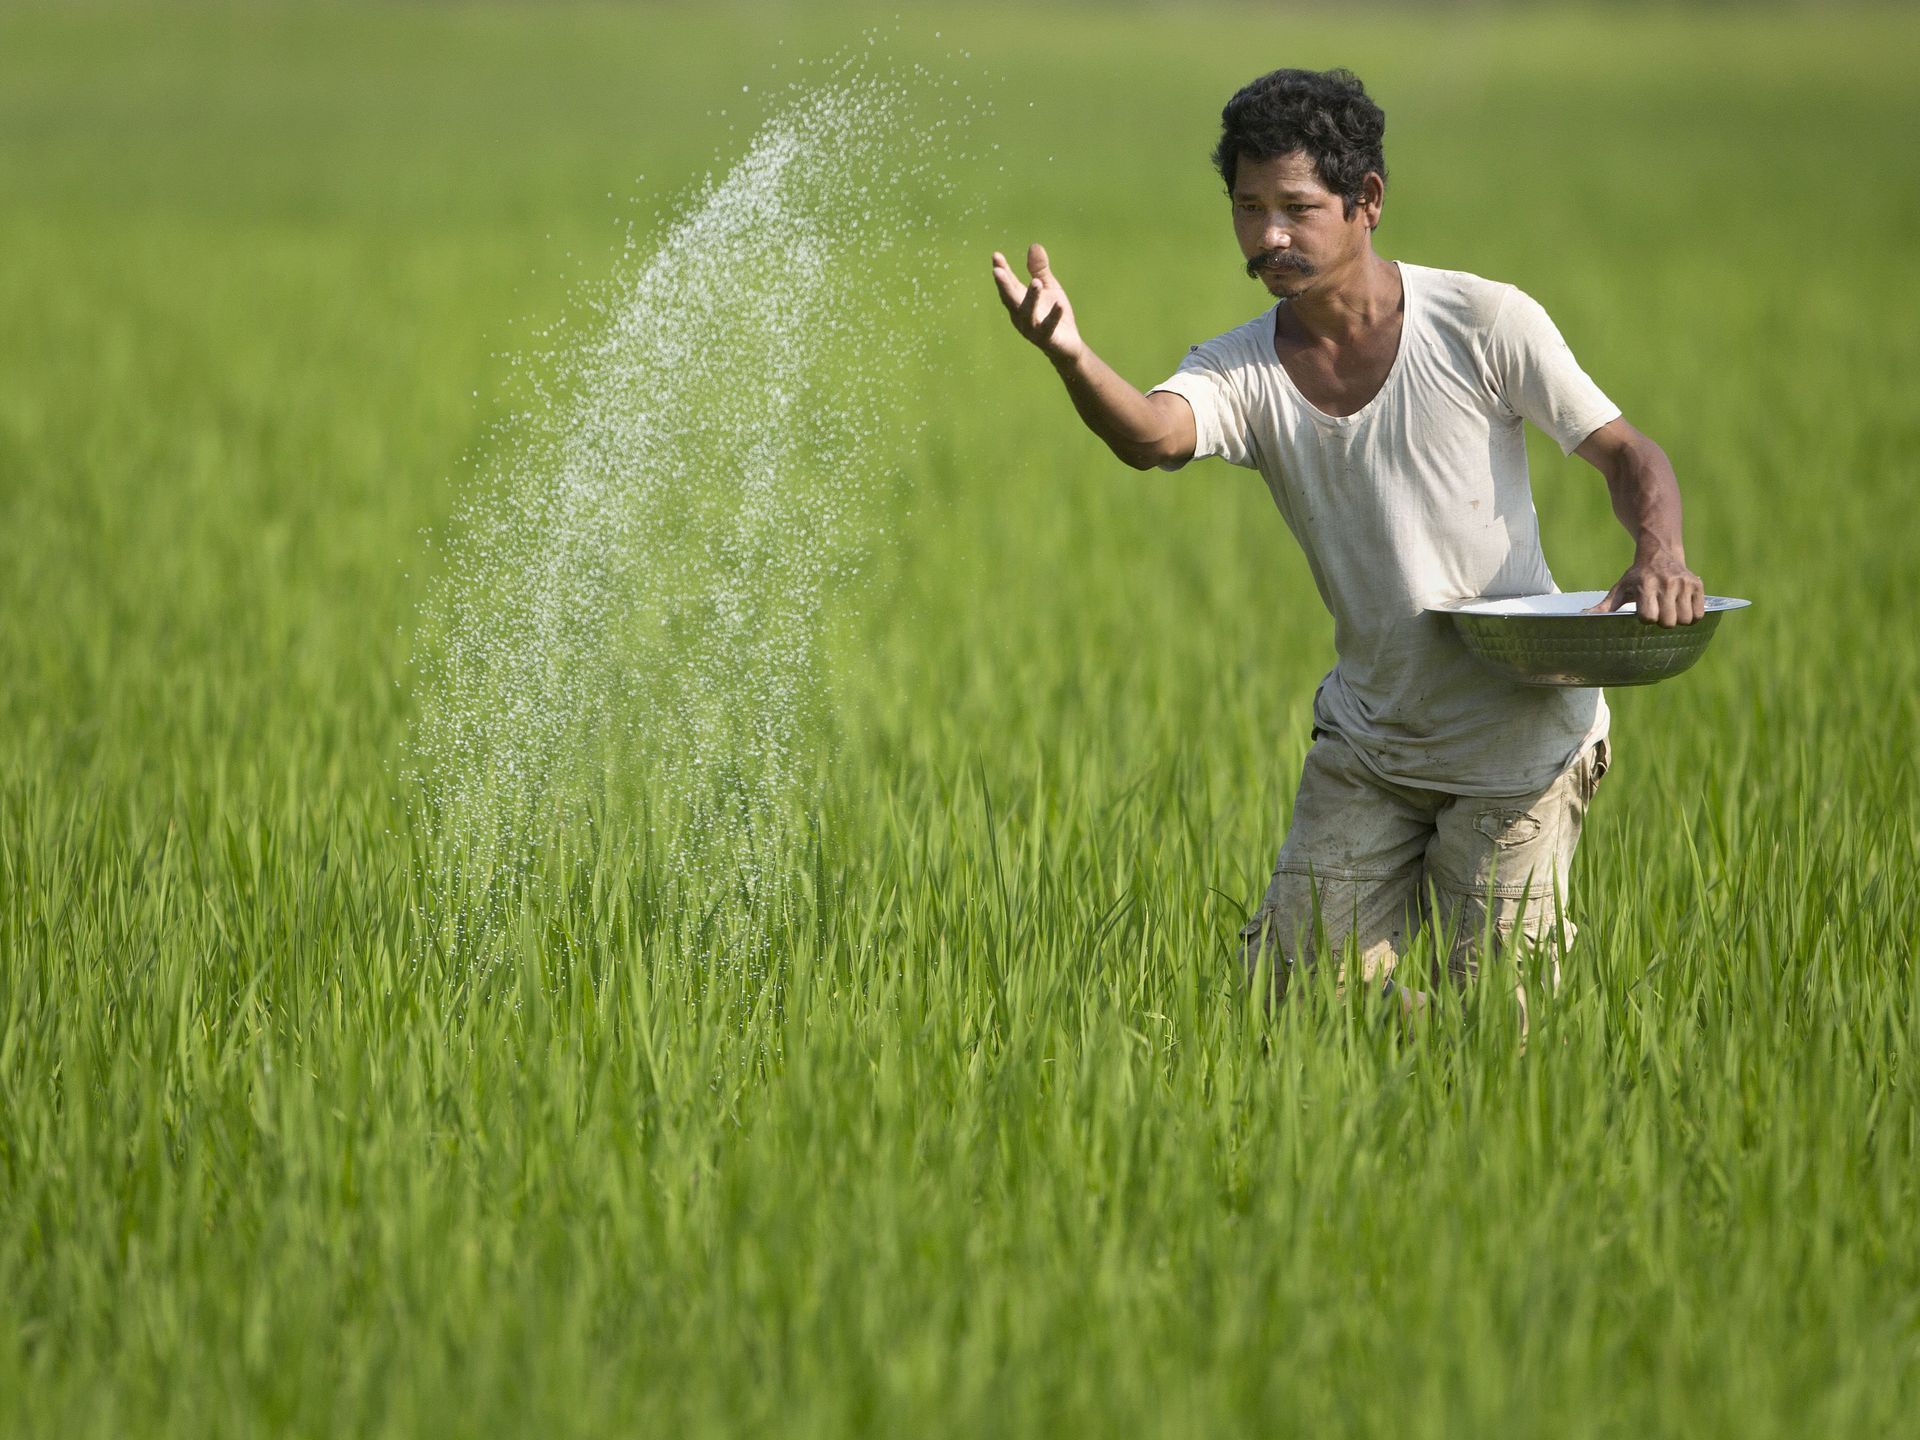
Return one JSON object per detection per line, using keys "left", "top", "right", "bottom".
{"left": 2, "top": 3, "right": 1917, "bottom": 1435}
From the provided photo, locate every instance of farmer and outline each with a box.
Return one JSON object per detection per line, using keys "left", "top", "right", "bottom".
{"left": 991, "top": 66, "right": 1705, "bottom": 1021}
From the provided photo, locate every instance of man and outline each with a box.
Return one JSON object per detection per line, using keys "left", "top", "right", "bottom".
{"left": 990, "top": 67, "right": 1705, "bottom": 1020}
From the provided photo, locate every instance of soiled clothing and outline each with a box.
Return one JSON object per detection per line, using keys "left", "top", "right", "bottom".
{"left": 1150, "top": 262, "right": 1620, "bottom": 796}
{"left": 1240, "top": 730, "right": 1611, "bottom": 1010}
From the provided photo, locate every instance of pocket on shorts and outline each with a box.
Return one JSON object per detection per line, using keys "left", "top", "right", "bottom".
{"left": 1472, "top": 809, "right": 1544, "bottom": 848}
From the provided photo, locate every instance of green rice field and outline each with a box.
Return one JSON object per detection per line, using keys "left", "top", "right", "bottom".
{"left": 3, "top": 3, "right": 1918, "bottom": 1434}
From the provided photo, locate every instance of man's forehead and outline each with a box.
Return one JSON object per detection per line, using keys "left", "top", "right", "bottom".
{"left": 1232, "top": 150, "right": 1330, "bottom": 196}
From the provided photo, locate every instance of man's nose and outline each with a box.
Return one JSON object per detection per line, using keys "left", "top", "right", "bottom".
{"left": 1261, "top": 219, "right": 1292, "bottom": 248}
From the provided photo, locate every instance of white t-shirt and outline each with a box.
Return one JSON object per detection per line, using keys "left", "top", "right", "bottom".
{"left": 1150, "top": 262, "right": 1618, "bottom": 796}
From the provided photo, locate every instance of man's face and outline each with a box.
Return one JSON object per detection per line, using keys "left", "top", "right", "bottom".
{"left": 1231, "top": 150, "right": 1377, "bottom": 300}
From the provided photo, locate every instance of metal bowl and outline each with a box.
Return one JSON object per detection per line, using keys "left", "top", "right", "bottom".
{"left": 1427, "top": 590, "right": 1751, "bottom": 688}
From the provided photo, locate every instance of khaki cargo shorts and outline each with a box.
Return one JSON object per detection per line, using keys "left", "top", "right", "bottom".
{"left": 1241, "top": 730, "right": 1610, "bottom": 1004}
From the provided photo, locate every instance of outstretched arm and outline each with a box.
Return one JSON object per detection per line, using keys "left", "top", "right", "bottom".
{"left": 991, "top": 243, "right": 1196, "bottom": 471}
{"left": 1574, "top": 417, "right": 1706, "bottom": 627}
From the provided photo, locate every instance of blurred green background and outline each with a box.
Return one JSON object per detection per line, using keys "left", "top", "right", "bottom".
{"left": 3, "top": 3, "right": 1917, "bottom": 1436}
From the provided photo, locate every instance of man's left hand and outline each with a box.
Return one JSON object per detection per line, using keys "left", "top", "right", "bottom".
{"left": 1589, "top": 553, "right": 1707, "bottom": 626}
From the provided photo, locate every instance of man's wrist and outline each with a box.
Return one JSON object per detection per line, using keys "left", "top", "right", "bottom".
{"left": 1048, "top": 336, "right": 1096, "bottom": 373}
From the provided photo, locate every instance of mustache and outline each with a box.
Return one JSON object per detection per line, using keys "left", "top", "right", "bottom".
{"left": 1246, "top": 248, "right": 1315, "bottom": 280}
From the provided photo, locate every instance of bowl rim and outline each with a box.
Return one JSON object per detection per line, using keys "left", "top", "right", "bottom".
{"left": 1426, "top": 590, "right": 1752, "bottom": 619}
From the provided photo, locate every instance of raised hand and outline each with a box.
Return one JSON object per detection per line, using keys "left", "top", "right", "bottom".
{"left": 984, "top": 242, "right": 1195, "bottom": 469}
{"left": 991, "top": 243, "right": 1086, "bottom": 364}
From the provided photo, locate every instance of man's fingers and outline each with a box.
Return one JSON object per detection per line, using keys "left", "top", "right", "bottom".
{"left": 1017, "top": 278, "right": 1043, "bottom": 327}
{"left": 992, "top": 244, "right": 1069, "bottom": 349}
{"left": 1655, "top": 576, "right": 1696, "bottom": 627}
{"left": 1637, "top": 580, "right": 1666, "bottom": 626}
{"left": 1590, "top": 569, "right": 1707, "bottom": 624}
{"left": 990, "top": 254, "right": 1026, "bottom": 313}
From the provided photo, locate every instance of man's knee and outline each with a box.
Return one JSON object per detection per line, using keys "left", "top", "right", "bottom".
{"left": 1241, "top": 884, "right": 1404, "bottom": 1002}
{"left": 1436, "top": 891, "right": 1573, "bottom": 992}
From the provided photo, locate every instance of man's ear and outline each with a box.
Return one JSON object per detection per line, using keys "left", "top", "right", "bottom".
{"left": 1360, "top": 171, "right": 1385, "bottom": 230}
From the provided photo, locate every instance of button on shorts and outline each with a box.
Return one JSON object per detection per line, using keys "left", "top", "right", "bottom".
{"left": 1241, "top": 730, "right": 1610, "bottom": 1000}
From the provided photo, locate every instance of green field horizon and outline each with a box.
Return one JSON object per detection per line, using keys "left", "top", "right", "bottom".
{"left": 3, "top": 3, "right": 1918, "bottom": 1435}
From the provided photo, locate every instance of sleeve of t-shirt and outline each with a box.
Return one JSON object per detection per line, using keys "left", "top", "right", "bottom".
{"left": 1484, "top": 287, "right": 1622, "bottom": 456}
{"left": 1146, "top": 331, "right": 1258, "bottom": 472}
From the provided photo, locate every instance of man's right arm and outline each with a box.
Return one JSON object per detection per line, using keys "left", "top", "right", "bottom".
{"left": 991, "top": 243, "right": 1196, "bottom": 471}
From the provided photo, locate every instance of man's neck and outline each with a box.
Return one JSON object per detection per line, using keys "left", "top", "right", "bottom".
{"left": 1279, "top": 253, "right": 1401, "bottom": 346}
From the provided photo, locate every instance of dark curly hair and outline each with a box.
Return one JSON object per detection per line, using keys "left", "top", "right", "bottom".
{"left": 1212, "top": 67, "right": 1387, "bottom": 216}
